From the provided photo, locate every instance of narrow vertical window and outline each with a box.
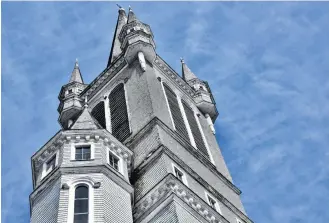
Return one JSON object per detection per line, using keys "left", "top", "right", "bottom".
{"left": 163, "top": 84, "right": 189, "bottom": 139}
{"left": 182, "top": 101, "right": 210, "bottom": 159}
{"left": 46, "top": 155, "right": 56, "bottom": 171}
{"left": 91, "top": 101, "right": 106, "bottom": 129}
{"left": 109, "top": 152, "right": 119, "bottom": 171}
{"left": 74, "top": 185, "right": 89, "bottom": 223}
{"left": 109, "top": 83, "right": 130, "bottom": 142}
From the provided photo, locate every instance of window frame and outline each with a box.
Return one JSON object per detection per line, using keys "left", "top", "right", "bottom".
{"left": 205, "top": 191, "right": 222, "bottom": 214}
{"left": 71, "top": 143, "right": 95, "bottom": 161}
{"left": 171, "top": 163, "right": 188, "bottom": 186}
{"left": 41, "top": 150, "right": 59, "bottom": 179}
{"left": 67, "top": 180, "right": 95, "bottom": 223}
{"left": 107, "top": 148, "right": 122, "bottom": 174}
{"left": 73, "top": 185, "right": 89, "bottom": 222}
{"left": 75, "top": 146, "right": 91, "bottom": 161}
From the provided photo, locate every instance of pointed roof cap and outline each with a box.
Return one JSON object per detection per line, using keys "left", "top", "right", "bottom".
{"left": 70, "top": 98, "right": 101, "bottom": 130}
{"left": 181, "top": 58, "right": 198, "bottom": 81}
{"left": 69, "top": 59, "right": 84, "bottom": 84}
{"left": 127, "top": 6, "right": 138, "bottom": 23}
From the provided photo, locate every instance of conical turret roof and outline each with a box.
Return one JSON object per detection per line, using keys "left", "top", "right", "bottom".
{"left": 181, "top": 58, "right": 198, "bottom": 81}
{"left": 69, "top": 59, "right": 84, "bottom": 84}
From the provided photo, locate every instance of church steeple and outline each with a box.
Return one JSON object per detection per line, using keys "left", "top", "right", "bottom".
{"left": 107, "top": 5, "right": 128, "bottom": 66}
{"left": 181, "top": 58, "right": 198, "bottom": 81}
{"left": 69, "top": 59, "right": 84, "bottom": 84}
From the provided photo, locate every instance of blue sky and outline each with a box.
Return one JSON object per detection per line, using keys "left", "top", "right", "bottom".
{"left": 2, "top": 2, "right": 329, "bottom": 223}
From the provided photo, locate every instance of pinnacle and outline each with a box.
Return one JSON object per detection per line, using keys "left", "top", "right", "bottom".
{"left": 181, "top": 58, "right": 198, "bottom": 81}
{"left": 69, "top": 59, "right": 84, "bottom": 84}
{"left": 127, "top": 6, "right": 138, "bottom": 23}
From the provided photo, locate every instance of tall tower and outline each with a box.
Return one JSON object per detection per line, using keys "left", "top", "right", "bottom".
{"left": 30, "top": 6, "right": 253, "bottom": 223}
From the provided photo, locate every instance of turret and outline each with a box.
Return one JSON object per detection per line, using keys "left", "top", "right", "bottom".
{"left": 181, "top": 58, "right": 218, "bottom": 133}
{"left": 118, "top": 6, "right": 156, "bottom": 72}
{"left": 57, "top": 59, "right": 87, "bottom": 129}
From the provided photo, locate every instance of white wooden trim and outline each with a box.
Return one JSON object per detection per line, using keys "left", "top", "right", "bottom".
{"left": 103, "top": 96, "right": 112, "bottom": 133}
{"left": 67, "top": 180, "right": 95, "bottom": 223}
{"left": 205, "top": 191, "right": 222, "bottom": 214}
{"left": 107, "top": 147, "right": 123, "bottom": 174}
{"left": 41, "top": 150, "right": 59, "bottom": 179}
{"left": 177, "top": 96, "right": 196, "bottom": 147}
{"left": 193, "top": 111, "right": 216, "bottom": 165}
{"left": 160, "top": 81, "right": 176, "bottom": 130}
{"left": 171, "top": 163, "right": 188, "bottom": 186}
{"left": 71, "top": 143, "right": 95, "bottom": 161}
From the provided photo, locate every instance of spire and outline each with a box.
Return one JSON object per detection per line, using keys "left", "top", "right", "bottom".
{"left": 127, "top": 6, "right": 138, "bottom": 23}
{"left": 181, "top": 58, "right": 198, "bottom": 81}
{"left": 69, "top": 59, "right": 84, "bottom": 84}
{"left": 107, "top": 5, "right": 128, "bottom": 66}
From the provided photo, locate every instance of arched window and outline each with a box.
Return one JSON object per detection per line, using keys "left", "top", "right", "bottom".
{"left": 91, "top": 101, "right": 106, "bottom": 129}
{"left": 109, "top": 83, "right": 130, "bottom": 142}
{"left": 163, "top": 84, "right": 189, "bottom": 139}
{"left": 182, "top": 101, "right": 210, "bottom": 159}
{"left": 74, "top": 185, "right": 89, "bottom": 223}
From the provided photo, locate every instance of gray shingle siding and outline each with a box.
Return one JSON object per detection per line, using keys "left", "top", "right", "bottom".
{"left": 31, "top": 178, "right": 60, "bottom": 223}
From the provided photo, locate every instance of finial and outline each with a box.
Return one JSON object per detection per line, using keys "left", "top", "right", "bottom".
{"left": 180, "top": 57, "right": 185, "bottom": 64}
{"left": 84, "top": 96, "right": 88, "bottom": 108}
{"left": 75, "top": 58, "right": 79, "bottom": 67}
{"left": 129, "top": 5, "right": 132, "bottom": 11}
{"left": 116, "top": 3, "right": 124, "bottom": 10}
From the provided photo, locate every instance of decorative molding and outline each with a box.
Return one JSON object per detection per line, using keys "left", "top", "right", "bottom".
{"left": 154, "top": 55, "right": 197, "bottom": 99}
{"left": 126, "top": 117, "right": 240, "bottom": 194}
{"left": 80, "top": 56, "right": 127, "bottom": 100}
{"left": 133, "top": 174, "right": 232, "bottom": 223}
{"left": 133, "top": 146, "right": 251, "bottom": 223}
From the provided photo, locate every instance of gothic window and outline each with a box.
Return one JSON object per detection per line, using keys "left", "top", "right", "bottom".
{"left": 91, "top": 101, "right": 106, "bottom": 129}
{"left": 182, "top": 101, "right": 210, "bottom": 159}
{"left": 163, "top": 84, "right": 189, "bottom": 139}
{"left": 108, "top": 152, "right": 119, "bottom": 171}
{"left": 74, "top": 185, "right": 89, "bottom": 223}
{"left": 46, "top": 155, "right": 56, "bottom": 171}
{"left": 75, "top": 146, "right": 91, "bottom": 161}
{"left": 68, "top": 89, "right": 73, "bottom": 94}
{"left": 109, "top": 83, "right": 130, "bottom": 142}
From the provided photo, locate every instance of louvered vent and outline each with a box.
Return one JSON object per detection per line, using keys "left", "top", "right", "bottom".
{"left": 163, "top": 84, "right": 189, "bottom": 139}
{"left": 91, "top": 101, "right": 106, "bottom": 129}
{"left": 109, "top": 83, "right": 130, "bottom": 142}
{"left": 182, "top": 101, "right": 210, "bottom": 159}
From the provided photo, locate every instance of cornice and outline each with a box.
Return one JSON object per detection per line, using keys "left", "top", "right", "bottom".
{"left": 133, "top": 174, "right": 231, "bottom": 223}
{"left": 80, "top": 56, "right": 127, "bottom": 100}
{"left": 126, "top": 117, "right": 240, "bottom": 194}
{"left": 30, "top": 165, "right": 134, "bottom": 205}
{"left": 133, "top": 147, "right": 252, "bottom": 223}
{"left": 154, "top": 55, "right": 197, "bottom": 99}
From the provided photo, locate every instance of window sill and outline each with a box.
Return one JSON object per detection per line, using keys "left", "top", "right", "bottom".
{"left": 70, "top": 159, "right": 95, "bottom": 162}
